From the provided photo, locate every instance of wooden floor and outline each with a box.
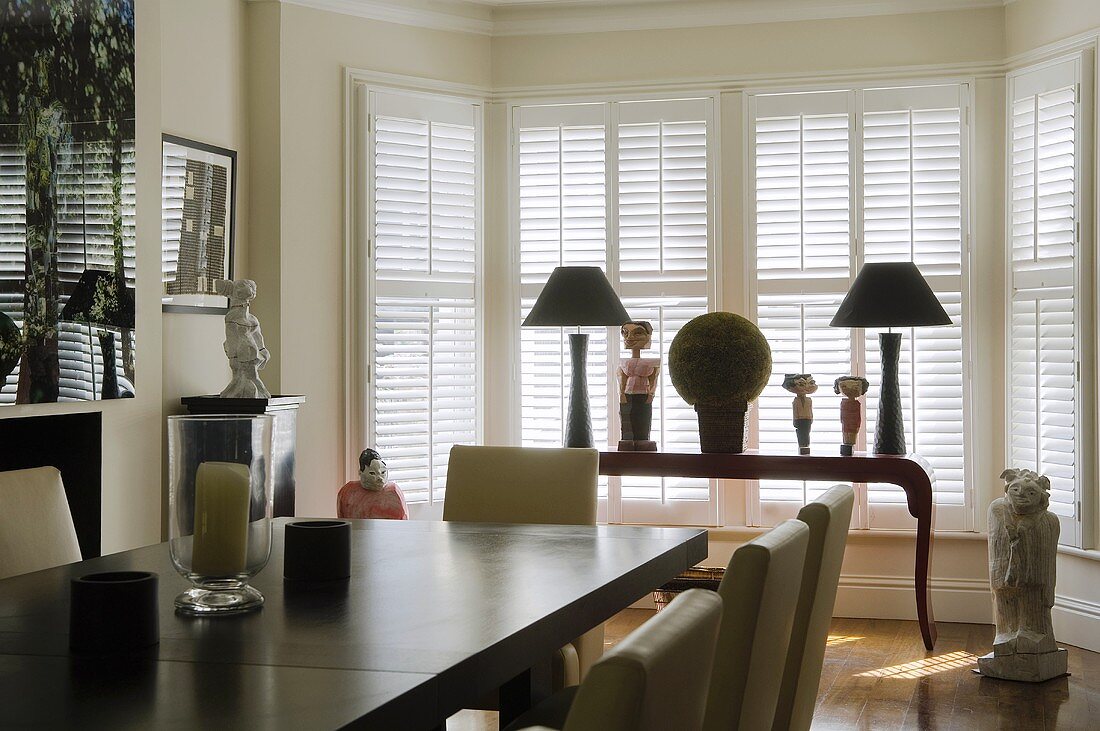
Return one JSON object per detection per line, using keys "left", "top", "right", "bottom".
{"left": 448, "top": 610, "right": 1100, "bottom": 730}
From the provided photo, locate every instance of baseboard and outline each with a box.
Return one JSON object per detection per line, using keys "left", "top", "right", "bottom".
{"left": 631, "top": 573, "right": 995, "bottom": 624}
{"left": 1053, "top": 593, "right": 1100, "bottom": 652}
{"left": 832, "top": 574, "right": 992, "bottom": 624}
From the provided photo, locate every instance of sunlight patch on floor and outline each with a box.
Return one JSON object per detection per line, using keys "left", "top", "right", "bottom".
{"left": 855, "top": 651, "right": 976, "bottom": 679}
{"left": 825, "top": 634, "right": 864, "bottom": 646}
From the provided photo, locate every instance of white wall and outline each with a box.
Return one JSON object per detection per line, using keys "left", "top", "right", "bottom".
{"left": 254, "top": 3, "right": 493, "bottom": 518}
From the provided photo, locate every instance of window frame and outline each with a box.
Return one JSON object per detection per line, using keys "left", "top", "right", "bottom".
{"left": 507, "top": 93, "right": 722, "bottom": 527}
{"left": 744, "top": 80, "right": 977, "bottom": 532}
{"left": 347, "top": 77, "right": 487, "bottom": 519}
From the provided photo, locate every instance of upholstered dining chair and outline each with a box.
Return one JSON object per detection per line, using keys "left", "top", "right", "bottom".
{"left": 772, "top": 484, "right": 855, "bottom": 731}
{"left": 0, "top": 466, "right": 81, "bottom": 580}
{"left": 702, "top": 519, "right": 810, "bottom": 731}
{"left": 505, "top": 588, "right": 723, "bottom": 731}
{"left": 444, "top": 445, "right": 604, "bottom": 685}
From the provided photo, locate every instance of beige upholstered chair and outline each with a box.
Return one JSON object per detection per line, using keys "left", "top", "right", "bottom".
{"left": 702, "top": 519, "right": 810, "bottom": 731}
{"left": 444, "top": 445, "right": 604, "bottom": 684}
{"left": 507, "top": 588, "right": 723, "bottom": 731}
{"left": 0, "top": 466, "right": 81, "bottom": 580}
{"left": 772, "top": 485, "right": 855, "bottom": 731}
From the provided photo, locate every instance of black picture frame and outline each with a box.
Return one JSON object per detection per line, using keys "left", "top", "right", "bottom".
{"left": 161, "top": 133, "right": 237, "bottom": 314}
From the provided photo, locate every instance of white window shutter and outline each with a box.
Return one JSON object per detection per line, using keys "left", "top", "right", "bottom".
{"left": 515, "top": 98, "right": 716, "bottom": 525}
{"left": 751, "top": 85, "right": 970, "bottom": 530}
{"left": 1007, "top": 57, "right": 1086, "bottom": 547}
{"left": 368, "top": 91, "right": 481, "bottom": 508}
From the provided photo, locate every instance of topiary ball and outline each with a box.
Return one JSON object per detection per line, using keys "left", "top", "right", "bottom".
{"left": 669, "top": 312, "right": 772, "bottom": 408}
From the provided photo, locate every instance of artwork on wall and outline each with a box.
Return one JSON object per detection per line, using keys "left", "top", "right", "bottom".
{"left": 0, "top": 0, "right": 137, "bottom": 405}
{"left": 161, "top": 135, "right": 236, "bottom": 314}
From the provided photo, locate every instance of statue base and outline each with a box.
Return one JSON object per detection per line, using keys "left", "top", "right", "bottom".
{"left": 977, "top": 648, "right": 1068, "bottom": 682}
{"left": 618, "top": 440, "right": 657, "bottom": 452}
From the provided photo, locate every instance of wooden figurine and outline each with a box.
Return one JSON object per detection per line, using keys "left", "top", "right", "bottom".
{"left": 834, "top": 376, "right": 869, "bottom": 456}
{"left": 337, "top": 449, "right": 408, "bottom": 520}
{"left": 617, "top": 321, "right": 660, "bottom": 451}
{"left": 978, "top": 468, "right": 1067, "bottom": 682}
{"left": 783, "top": 374, "right": 817, "bottom": 455}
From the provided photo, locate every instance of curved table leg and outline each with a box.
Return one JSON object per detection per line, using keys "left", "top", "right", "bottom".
{"left": 914, "top": 501, "right": 937, "bottom": 651}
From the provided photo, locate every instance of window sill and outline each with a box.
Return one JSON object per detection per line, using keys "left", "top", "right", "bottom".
{"left": 700, "top": 526, "right": 988, "bottom": 542}
{"left": 1058, "top": 546, "right": 1100, "bottom": 562}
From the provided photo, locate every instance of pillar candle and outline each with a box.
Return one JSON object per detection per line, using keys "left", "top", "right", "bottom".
{"left": 191, "top": 461, "right": 251, "bottom": 577}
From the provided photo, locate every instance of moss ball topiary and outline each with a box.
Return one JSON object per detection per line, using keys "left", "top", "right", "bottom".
{"left": 669, "top": 312, "right": 772, "bottom": 408}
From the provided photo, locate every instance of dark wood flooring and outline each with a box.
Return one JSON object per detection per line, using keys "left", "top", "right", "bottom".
{"left": 449, "top": 611, "right": 1100, "bottom": 730}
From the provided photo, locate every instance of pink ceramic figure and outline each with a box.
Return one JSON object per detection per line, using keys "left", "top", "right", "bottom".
{"left": 617, "top": 321, "right": 661, "bottom": 451}
{"left": 337, "top": 449, "right": 408, "bottom": 520}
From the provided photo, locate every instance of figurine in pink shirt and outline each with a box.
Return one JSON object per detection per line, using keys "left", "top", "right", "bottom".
{"left": 834, "top": 375, "right": 870, "bottom": 456}
{"left": 618, "top": 321, "right": 660, "bottom": 451}
{"left": 337, "top": 449, "right": 408, "bottom": 520}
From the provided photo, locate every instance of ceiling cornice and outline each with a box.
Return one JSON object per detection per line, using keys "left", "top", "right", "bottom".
{"left": 249, "top": 0, "right": 1009, "bottom": 37}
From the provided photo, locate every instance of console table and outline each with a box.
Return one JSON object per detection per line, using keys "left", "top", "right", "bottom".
{"left": 598, "top": 450, "right": 938, "bottom": 650}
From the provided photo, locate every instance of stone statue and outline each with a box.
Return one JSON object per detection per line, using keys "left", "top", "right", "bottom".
{"left": 215, "top": 279, "right": 270, "bottom": 399}
{"left": 834, "top": 375, "right": 869, "bottom": 456}
{"left": 783, "top": 374, "right": 817, "bottom": 455}
{"left": 617, "top": 321, "right": 660, "bottom": 451}
{"left": 337, "top": 449, "right": 408, "bottom": 520}
{"left": 978, "top": 468, "right": 1067, "bottom": 682}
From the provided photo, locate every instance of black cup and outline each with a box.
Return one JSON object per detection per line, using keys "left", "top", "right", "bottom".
{"left": 69, "top": 571, "right": 159, "bottom": 655}
{"left": 284, "top": 520, "right": 351, "bottom": 582}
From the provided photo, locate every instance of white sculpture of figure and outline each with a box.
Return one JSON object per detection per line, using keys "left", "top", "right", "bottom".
{"left": 977, "top": 468, "right": 1067, "bottom": 682}
{"left": 215, "top": 279, "right": 271, "bottom": 399}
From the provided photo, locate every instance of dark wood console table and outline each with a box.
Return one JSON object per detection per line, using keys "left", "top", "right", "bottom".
{"left": 598, "top": 450, "right": 938, "bottom": 650}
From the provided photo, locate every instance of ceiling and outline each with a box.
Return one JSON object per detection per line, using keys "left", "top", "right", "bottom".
{"left": 271, "top": 0, "right": 1009, "bottom": 36}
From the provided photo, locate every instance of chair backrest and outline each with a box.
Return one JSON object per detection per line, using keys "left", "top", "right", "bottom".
{"left": 565, "top": 588, "right": 723, "bottom": 731}
{"left": 443, "top": 445, "right": 598, "bottom": 525}
{"left": 0, "top": 466, "right": 81, "bottom": 579}
{"left": 772, "top": 485, "right": 855, "bottom": 731}
{"left": 703, "top": 520, "right": 810, "bottom": 731}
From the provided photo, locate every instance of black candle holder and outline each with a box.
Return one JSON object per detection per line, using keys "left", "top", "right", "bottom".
{"left": 283, "top": 520, "right": 351, "bottom": 582}
{"left": 69, "top": 571, "right": 159, "bottom": 655}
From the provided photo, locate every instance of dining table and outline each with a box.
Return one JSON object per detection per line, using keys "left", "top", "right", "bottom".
{"left": 0, "top": 517, "right": 708, "bottom": 730}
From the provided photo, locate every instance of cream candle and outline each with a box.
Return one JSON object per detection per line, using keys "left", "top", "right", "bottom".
{"left": 191, "top": 461, "right": 251, "bottom": 577}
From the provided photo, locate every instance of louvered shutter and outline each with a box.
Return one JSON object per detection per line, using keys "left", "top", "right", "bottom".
{"left": 1007, "top": 57, "right": 1086, "bottom": 547}
{"left": 161, "top": 143, "right": 187, "bottom": 289}
{"left": 750, "top": 85, "right": 971, "bottom": 530}
{"left": 516, "top": 104, "right": 610, "bottom": 463}
{"left": 515, "top": 99, "right": 716, "bottom": 525}
{"left": 861, "top": 85, "right": 968, "bottom": 529}
{"left": 751, "top": 90, "right": 855, "bottom": 521}
{"left": 0, "top": 143, "right": 25, "bottom": 402}
{"left": 615, "top": 99, "right": 714, "bottom": 525}
{"left": 368, "top": 90, "right": 480, "bottom": 509}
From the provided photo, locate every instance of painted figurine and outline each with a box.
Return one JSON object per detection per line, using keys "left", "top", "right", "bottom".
{"left": 834, "top": 375, "right": 870, "bottom": 456}
{"left": 978, "top": 468, "right": 1066, "bottom": 682}
{"left": 617, "top": 321, "right": 660, "bottom": 451}
{"left": 215, "top": 279, "right": 271, "bottom": 399}
{"left": 783, "top": 373, "right": 817, "bottom": 455}
{"left": 337, "top": 449, "right": 408, "bottom": 520}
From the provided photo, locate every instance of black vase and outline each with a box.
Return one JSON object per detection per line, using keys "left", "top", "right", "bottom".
{"left": 99, "top": 332, "right": 119, "bottom": 400}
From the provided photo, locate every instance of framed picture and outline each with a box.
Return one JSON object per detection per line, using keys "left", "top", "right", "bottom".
{"left": 161, "top": 134, "right": 237, "bottom": 313}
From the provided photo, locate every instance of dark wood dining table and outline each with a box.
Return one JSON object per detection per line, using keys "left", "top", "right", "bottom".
{"left": 0, "top": 518, "right": 707, "bottom": 730}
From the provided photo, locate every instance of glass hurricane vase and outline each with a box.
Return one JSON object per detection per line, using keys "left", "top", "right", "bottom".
{"left": 168, "top": 415, "right": 274, "bottom": 615}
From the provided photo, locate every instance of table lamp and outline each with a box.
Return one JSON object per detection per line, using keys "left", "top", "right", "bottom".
{"left": 830, "top": 262, "right": 950, "bottom": 455}
{"left": 523, "top": 266, "right": 631, "bottom": 448}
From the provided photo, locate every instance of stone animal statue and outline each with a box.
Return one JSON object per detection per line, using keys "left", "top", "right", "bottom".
{"left": 337, "top": 448, "right": 408, "bottom": 520}
{"left": 978, "top": 468, "right": 1067, "bottom": 682}
{"left": 215, "top": 279, "right": 270, "bottom": 399}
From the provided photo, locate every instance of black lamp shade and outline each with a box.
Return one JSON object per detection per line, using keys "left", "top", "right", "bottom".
{"left": 522, "top": 267, "right": 630, "bottom": 327}
{"left": 830, "top": 262, "right": 951, "bottom": 329}
{"left": 61, "top": 269, "right": 136, "bottom": 329}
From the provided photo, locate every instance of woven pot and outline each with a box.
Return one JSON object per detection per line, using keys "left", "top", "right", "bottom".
{"left": 695, "top": 401, "right": 750, "bottom": 454}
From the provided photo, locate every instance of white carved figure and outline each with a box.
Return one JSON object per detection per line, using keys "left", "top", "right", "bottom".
{"left": 215, "top": 279, "right": 271, "bottom": 399}
{"left": 978, "top": 468, "right": 1067, "bottom": 682}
